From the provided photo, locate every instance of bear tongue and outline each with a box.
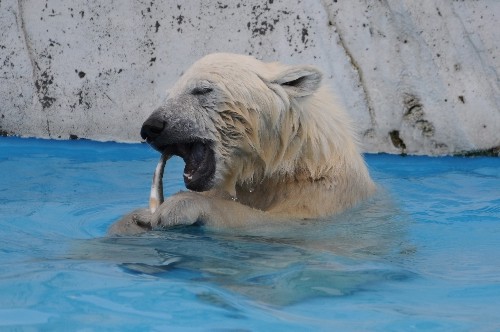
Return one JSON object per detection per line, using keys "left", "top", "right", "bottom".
{"left": 183, "top": 142, "right": 206, "bottom": 180}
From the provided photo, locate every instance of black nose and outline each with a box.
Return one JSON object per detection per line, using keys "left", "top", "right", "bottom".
{"left": 140, "top": 116, "right": 165, "bottom": 141}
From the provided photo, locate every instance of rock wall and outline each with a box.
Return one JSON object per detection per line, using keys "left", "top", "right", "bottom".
{"left": 1, "top": 0, "right": 498, "bottom": 155}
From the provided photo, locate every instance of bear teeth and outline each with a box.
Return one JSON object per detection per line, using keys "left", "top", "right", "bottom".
{"left": 183, "top": 172, "right": 193, "bottom": 181}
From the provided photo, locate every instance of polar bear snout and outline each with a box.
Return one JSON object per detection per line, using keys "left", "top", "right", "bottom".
{"left": 140, "top": 106, "right": 218, "bottom": 192}
{"left": 140, "top": 106, "right": 197, "bottom": 149}
{"left": 141, "top": 114, "right": 165, "bottom": 143}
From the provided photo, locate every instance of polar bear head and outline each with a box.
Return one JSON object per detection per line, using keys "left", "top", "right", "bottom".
{"left": 141, "top": 53, "right": 363, "bottom": 196}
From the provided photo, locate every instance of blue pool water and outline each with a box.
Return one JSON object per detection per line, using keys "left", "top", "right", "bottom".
{"left": 0, "top": 137, "right": 499, "bottom": 331}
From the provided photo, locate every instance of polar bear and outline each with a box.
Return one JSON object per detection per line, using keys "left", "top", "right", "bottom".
{"left": 109, "top": 53, "right": 375, "bottom": 235}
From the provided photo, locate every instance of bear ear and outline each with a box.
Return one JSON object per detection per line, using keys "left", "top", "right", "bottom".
{"left": 271, "top": 65, "right": 322, "bottom": 98}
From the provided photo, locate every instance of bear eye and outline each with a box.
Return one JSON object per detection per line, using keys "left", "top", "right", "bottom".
{"left": 192, "top": 87, "right": 213, "bottom": 95}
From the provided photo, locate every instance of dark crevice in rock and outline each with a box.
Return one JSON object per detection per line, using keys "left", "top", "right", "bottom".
{"left": 455, "top": 146, "right": 500, "bottom": 157}
{"left": 389, "top": 130, "right": 407, "bottom": 155}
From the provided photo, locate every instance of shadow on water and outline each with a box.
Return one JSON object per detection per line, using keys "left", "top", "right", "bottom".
{"left": 69, "top": 190, "right": 416, "bottom": 307}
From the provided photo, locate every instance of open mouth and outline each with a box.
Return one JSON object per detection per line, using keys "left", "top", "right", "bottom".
{"left": 155, "top": 140, "right": 216, "bottom": 192}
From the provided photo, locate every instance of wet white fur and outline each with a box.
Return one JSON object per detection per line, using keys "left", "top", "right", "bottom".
{"left": 111, "top": 53, "right": 376, "bottom": 234}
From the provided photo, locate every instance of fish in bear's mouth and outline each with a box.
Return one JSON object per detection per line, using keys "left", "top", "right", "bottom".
{"left": 150, "top": 139, "right": 216, "bottom": 192}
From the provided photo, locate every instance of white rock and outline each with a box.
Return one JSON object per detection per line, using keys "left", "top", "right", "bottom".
{"left": 0, "top": 0, "right": 498, "bottom": 155}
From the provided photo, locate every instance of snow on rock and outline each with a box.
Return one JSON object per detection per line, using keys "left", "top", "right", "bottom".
{"left": 0, "top": 0, "right": 498, "bottom": 155}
